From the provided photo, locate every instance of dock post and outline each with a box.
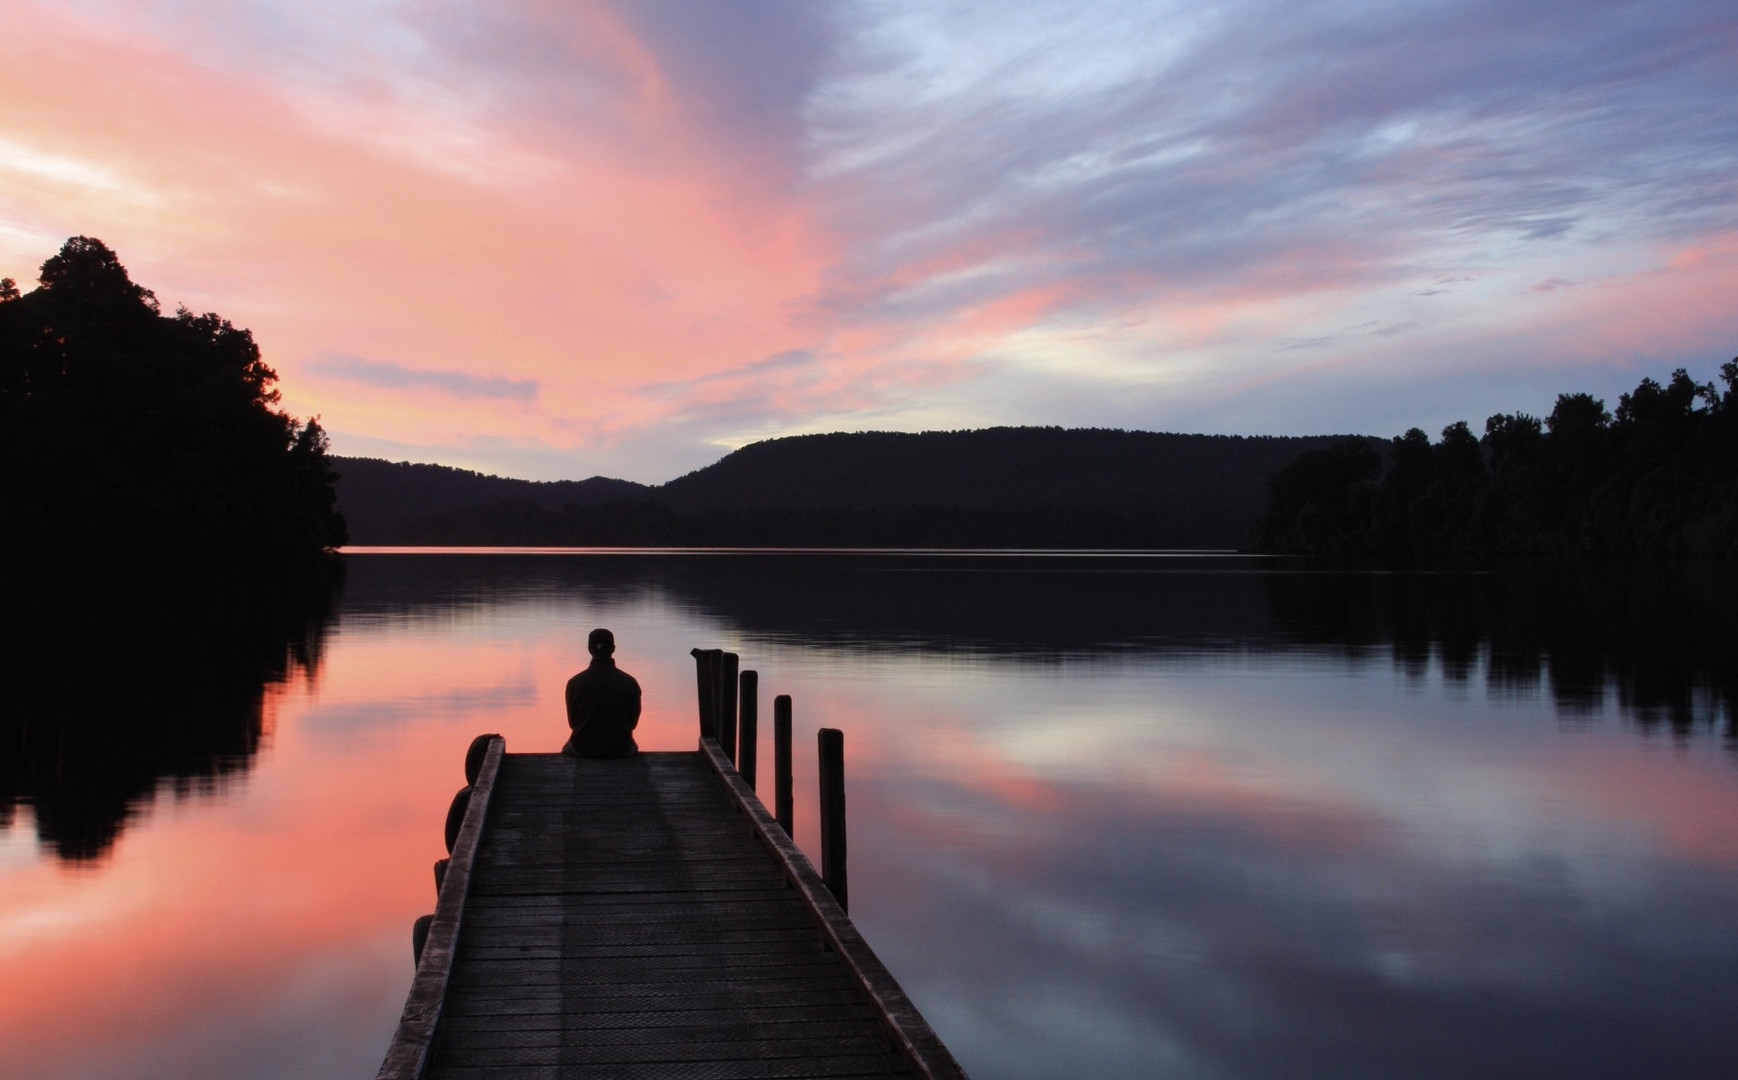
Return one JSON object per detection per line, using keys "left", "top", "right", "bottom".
{"left": 739, "top": 670, "right": 759, "bottom": 789}
{"left": 774, "top": 695, "right": 793, "bottom": 835}
{"left": 690, "top": 648, "right": 717, "bottom": 739}
{"left": 818, "top": 727, "right": 848, "bottom": 913}
{"left": 719, "top": 651, "right": 740, "bottom": 763}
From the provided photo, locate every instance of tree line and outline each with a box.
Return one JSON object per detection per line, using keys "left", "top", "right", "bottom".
{"left": 1254, "top": 362, "right": 1738, "bottom": 558}
{"left": 0, "top": 238, "right": 345, "bottom": 580}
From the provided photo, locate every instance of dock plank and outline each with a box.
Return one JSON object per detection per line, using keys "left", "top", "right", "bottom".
{"left": 422, "top": 752, "right": 926, "bottom": 1080}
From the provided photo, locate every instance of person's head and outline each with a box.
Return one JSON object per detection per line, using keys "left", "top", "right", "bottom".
{"left": 587, "top": 628, "right": 615, "bottom": 658}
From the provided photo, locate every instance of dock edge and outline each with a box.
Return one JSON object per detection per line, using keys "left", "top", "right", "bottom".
{"left": 376, "top": 735, "right": 505, "bottom": 1080}
{"left": 698, "top": 735, "right": 970, "bottom": 1080}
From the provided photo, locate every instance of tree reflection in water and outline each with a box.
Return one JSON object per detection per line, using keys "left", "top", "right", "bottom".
{"left": 337, "top": 550, "right": 1738, "bottom": 744}
{"left": 0, "top": 566, "right": 339, "bottom": 861}
{"left": 1261, "top": 559, "right": 1738, "bottom": 744}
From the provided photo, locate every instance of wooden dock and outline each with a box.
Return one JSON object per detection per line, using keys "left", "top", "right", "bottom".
{"left": 378, "top": 657, "right": 966, "bottom": 1079}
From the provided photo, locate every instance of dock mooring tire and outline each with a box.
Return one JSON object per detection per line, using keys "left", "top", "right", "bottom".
{"left": 464, "top": 733, "right": 500, "bottom": 785}
{"left": 445, "top": 786, "right": 472, "bottom": 853}
{"left": 411, "top": 914, "right": 434, "bottom": 965}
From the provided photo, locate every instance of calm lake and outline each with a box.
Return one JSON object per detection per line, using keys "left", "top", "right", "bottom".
{"left": 3, "top": 550, "right": 1736, "bottom": 1079}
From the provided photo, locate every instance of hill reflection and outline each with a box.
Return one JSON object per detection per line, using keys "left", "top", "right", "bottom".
{"left": 338, "top": 551, "right": 1736, "bottom": 743}
{"left": 0, "top": 569, "right": 339, "bottom": 861}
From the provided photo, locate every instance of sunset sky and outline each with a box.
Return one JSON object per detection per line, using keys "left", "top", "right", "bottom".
{"left": 2, "top": 0, "right": 1734, "bottom": 483}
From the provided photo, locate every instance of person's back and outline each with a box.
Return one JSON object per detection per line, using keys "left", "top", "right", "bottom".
{"left": 564, "top": 628, "right": 641, "bottom": 758}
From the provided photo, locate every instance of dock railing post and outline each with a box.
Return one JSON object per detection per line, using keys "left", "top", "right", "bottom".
{"left": 739, "top": 670, "right": 759, "bottom": 789}
{"left": 774, "top": 695, "right": 793, "bottom": 835}
{"left": 719, "top": 651, "right": 740, "bottom": 764}
{"left": 690, "top": 648, "right": 717, "bottom": 739}
{"left": 818, "top": 727, "right": 848, "bottom": 913}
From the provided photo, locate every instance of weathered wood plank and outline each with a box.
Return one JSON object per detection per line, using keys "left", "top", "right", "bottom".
{"left": 458, "top": 935, "right": 824, "bottom": 955}
{"left": 695, "top": 740, "right": 969, "bottom": 1080}
{"left": 438, "top": 985, "right": 880, "bottom": 1017}
{"left": 448, "top": 956, "right": 847, "bottom": 983}
{"left": 429, "top": 1062, "right": 917, "bottom": 1080}
{"left": 397, "top": 748, "right": 956, "bottom": 1080}
{"left": 435, "top": 1035, "right": 901, "bottom": 1067}
{"left": 439, "top": 1016, "right": 887, "bottom": 1043}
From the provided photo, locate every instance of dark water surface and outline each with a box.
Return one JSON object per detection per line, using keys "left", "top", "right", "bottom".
{"left": 2, "top": 551, "right": 1735, "bottom": 1078}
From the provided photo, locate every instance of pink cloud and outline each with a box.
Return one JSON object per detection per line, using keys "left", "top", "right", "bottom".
{"left": 0, "top": 3, "right": 835, "bottom": 478}
{"left": 4, "top": 0, "right": 1736, "bottom": 480}
{"left": 1527, "top": 233, "right": 1738, "bottom": 362}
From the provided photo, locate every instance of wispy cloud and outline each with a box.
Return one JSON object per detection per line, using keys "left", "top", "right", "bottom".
{"left": 2, "top": 0, "right": 1735, "bottom": 482}
{"left": 807, "top": 0, "right": 1738, "bottom": 321}
{"left": 310, "top": 355, "right": 538, "bottom": 402}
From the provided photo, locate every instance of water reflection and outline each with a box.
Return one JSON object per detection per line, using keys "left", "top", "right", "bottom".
{"left": 332, "top": 551, "right": 1738, "bottom": 1080}
{"left": 1264, "top": 561, "right": 1738, "bottom": 740}
{"left": 4, "top": 551, "right": 1736, "bottom": 1080}
{"left": 0, "top": 570, "right": 338, "bottom": 861}
{"left": 861, "top": 777, "right": 1738, "bottom": 1078}
{"left": 339, "top": 550, "right": 1738, "bottom": 741}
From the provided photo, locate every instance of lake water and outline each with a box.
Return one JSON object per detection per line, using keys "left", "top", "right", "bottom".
{"left": 2, "top": 551, "right": 1735, "bottom": 1079}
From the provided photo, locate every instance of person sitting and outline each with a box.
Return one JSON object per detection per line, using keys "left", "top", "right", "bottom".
{"left": 563, "top": 628, "right": 641, "bottom": 758}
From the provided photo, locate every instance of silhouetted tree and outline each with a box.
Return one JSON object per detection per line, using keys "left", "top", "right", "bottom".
{"left": 1253, "top": 437, "right": 1380, "bottom": 554}
{"left": 1485, "top": 413, "right": 1543, "bottom": 468}
{"left": 0, "top": 237, "right": 345, "bottom": 577}
{"left": 1254, "top": 360, "right": 1738, "bottom": 559}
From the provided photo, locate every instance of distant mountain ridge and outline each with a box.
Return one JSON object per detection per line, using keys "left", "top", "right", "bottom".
{"left": 334, "top": 428, "right": 1357, "bottom": 548}
{"left": 332, "top": 458, "right": 652, "bottom": 542}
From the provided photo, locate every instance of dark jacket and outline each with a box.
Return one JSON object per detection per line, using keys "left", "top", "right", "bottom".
{"left": 564, "top": 657, "right": 641, "bottom": 758}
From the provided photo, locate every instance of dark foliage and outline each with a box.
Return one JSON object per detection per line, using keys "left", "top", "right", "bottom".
{"left": 337, "top": 429, "right": 1352, "bottom": 549}
{"left": 1254, "top": 361, "right": 1738, "bottom": 557}
{"left": 1252, "top": 437, "right": 1382, "bottom": 555}
{"left": 0, "top": 237, "right": 346, "bottom": 575}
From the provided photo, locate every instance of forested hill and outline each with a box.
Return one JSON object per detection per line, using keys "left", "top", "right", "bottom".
{"left": 335, "top": 428, "right": 1350, "bottom": 548}
{"left": 332, "top": 457, "right": 651, "bottom": 542}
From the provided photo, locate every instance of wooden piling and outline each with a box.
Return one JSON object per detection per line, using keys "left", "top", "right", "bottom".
{"left": 739, "top": 669, "right": 759, "bottom": 789}
{"left": 819, "top": 726, "right": 848, "bottom": 913}
{"left": 774, "top": 694, "right": 793, "bottom": 835}
{"left": 719, "top": 651, "right": 740, "bottom": 763}
{"left": 690, "top": 648, "right": 717, "bottom": 739}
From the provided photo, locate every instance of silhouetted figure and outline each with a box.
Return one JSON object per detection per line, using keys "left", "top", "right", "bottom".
{"left": 564, "top": 628, "right": 641, "bottom": 758}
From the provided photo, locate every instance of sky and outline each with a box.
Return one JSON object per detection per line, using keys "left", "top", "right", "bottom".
{"left": 2, "top": 0, "right": 1735, "bottom": 484}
